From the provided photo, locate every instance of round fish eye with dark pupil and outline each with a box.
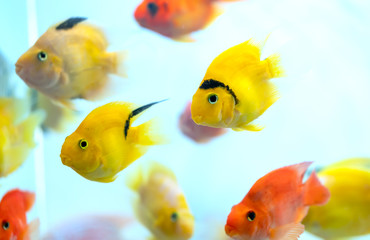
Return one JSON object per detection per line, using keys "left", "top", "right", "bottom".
{"left": 247, "top": 211, "right": 256, "bottom": 221}
{"left": 2, "top": 221, "right": 9, "bottom": 230}
{"left": 170, "top": 212, "right": 178, "bottom": 222}
{"left": 208, "top": 94, "right": 218, "bottom": 104}
{"left": 37, "top": 51, "right": 47, "bottom": 61}
{"left": 147, "top": 2, "right": 159, "bottom": 17}
{"left": 79, "top": 139, "right": 88, "bottom": 149}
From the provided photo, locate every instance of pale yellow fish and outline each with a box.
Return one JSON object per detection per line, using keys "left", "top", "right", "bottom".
{"left": 303, "top": 158, "right": 370, "bottom": 239}
{"left": 0, "top": 98, "right": 45, "bottom": 177}
{"left": 15, "top": 17, "right": 126, "bottom": 108}
{"left": 127, "top": 162, "right": 194, "bottom": 240}
{"left": 60, "top": 100, "right": 165, "bottom": 183}
{"left": 191, "top": 39, "right": 284, "bottom": 131}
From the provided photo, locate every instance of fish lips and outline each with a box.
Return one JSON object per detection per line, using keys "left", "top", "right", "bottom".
{"left": 225, "top": 224, "right": 239, "bottom": 237}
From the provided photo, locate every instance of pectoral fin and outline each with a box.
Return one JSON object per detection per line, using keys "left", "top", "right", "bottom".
{"left": 270, "top": 223, "right": 305, "bottom": 240}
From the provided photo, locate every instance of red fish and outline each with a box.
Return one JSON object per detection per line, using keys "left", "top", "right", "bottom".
{"left": 179, "top": 102, "right": 226, "bottom": 143}
{"left": 134, "top": 0, "right": 240, "bottom": 41}
{"left": 225, "top": 162, "right": 330, "bottom": 240}
{"left": 0, "top": 189, "right": 38, "bottom": 240}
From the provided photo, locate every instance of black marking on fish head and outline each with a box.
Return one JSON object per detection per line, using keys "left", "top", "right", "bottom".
{"left": 124, "top": 99, "right": 167, "bottom": 139}
{"left": 147, "top": 2, "right": 159, "bottom": 17}
{"left": 56, "top": 17, "right": 87, "bottom": 30}
{"left": 199, "top": 79, "right": 239, "bottom": 104}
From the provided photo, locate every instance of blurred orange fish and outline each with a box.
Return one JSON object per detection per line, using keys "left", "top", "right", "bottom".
{"left": 225, "top": 162, "right": 330, "bottom": 240}
{"left": 179, "top": 101, "right": 226, "bottom": 143}
{"left": 134, "top": 0, "right": 240, "bottom": 41}
{"left": 0, "top": 189, "right": 39, "bottom": 240}
{"left": 15, "top": 17, "right": 126, "bottom": 108}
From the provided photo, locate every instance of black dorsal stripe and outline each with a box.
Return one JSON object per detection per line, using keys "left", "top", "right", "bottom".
{"left": 124, "top": 99, "right": 167, "bottom": 139}
{"left": 56, "top": 17, "right": 87, "bottom": 30}
{"left": 199, "top": 79, "right": 239, "bottom": 104}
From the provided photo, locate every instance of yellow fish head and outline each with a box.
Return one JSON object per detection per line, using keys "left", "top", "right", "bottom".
{"left": 15, "top": 46, "right": 64, "bottom": 90}
{"left": 60, "top": 132, "right": 102, "bottom": 175}
{"left": 191, "top": 80, "right": 237, "bottom": 128}
{"left": 154, "top": 207, "right": 194, "bottom": 239}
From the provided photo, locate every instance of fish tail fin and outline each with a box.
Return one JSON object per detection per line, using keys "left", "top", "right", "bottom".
{"left": 126, "top": 165, "right": 144, "bottom": 192}
{"left": 106, "top": 51, "right": 128, "bottom": 78}
{"left": 19, "top": 110, "right": 45, "bottom": 147}
{"left": 131, "top": 119, "right": 168, "bottom": 146}
{"left": 264, "top": 53, "right": 285, "bottom": 79}
{"left": 303, "top": 171, "right": 330, "bottom": 206}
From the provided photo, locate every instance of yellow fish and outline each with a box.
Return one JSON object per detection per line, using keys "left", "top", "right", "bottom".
{"left": 15, "top": 17, "right": 126, "bottom": 108}
{"left": 302, "top": 158, "right": 370, "bottom": 239}
{"left": 191, "top": 39, "right": 284, "bottom": 131}
{"left": 60, "top": 100, "right": 165, "bottom": 183}
{"left": 127, "top": 162, "right": 194, "bottom": 240}
{"left": 0, "top": 98, "right": 44, "bottom": 177}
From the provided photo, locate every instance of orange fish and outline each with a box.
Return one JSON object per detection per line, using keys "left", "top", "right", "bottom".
{"left": 134, "top": 0, "right": 240, "bottom": 41}
{"left": 225, "top": 162, "right": 330, "bottom": 240}
{"left": 0, "top": 189, "right": 39, "bottom": 240}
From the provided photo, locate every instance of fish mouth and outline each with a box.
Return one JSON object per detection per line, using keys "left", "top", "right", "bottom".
{"left": 225, "top": 225, "right": 238, "bottom": 237}
{"left": 60, "top": 154, "right": 71, "bottom": 166}
{"left": 192, "top": 115, "right": 203, "bottom": 125}
{"left": 15, "top": 63, "right": 22, "bottom": 74}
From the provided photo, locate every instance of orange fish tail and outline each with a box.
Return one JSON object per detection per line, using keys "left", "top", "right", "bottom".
{"left": 303, "top": 171, "right": 330, "bottom": 206}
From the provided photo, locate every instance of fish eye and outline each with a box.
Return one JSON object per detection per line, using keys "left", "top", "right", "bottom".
{"left": 37, "top": 51, "right": 48, "bottom": 62}
{"left": 147, "top": 2, "right": 159, "bottom": 17}
{"left": 208, "top": 94, "right": 218, "bottom": 104}
{"left": 2, "top": 220, "right": 9, "bottom": 230}
{"left": 246, "top": 211, "right": 256, "bottom": 221}
{"left": 79, "top": 139, "right": 88, "bottom": 149}
{"left": 170, "top": 212, "right": 178, "bottom": 222}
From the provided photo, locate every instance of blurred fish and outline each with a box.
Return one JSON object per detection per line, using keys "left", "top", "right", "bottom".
{"left": 127, "top": 162, "right": 194, "bottom": 240}
{"left": 35, "top": 92, "right": 77, "bottom": 132}
{"left": 179, "top": 101, "right": 226, "bottom": 143}
{"left": 191, "top": 39, "right": 284, "bottom": 131}
{"left": 60, "top": 100, "right": 165, "bottom": 183}
{"left": 225, "top": 162, "right": 330, "bottom": 240}
{"left": 42, "top": 215, "right": 132, "bottom": 240}
{"left": 134, "top": 0, "right": 240, "bottom": 41}
{"left": 0, "top": 189, "right": 39, "bottom": 240}
{"left": 15, "top": 17, "right": 126, "bottom": 108}
{"left": 302, "top": 158, "right": 370, "bottom": 239}
{"left": 0, "top": 98, "right": 45, "bottom": 177}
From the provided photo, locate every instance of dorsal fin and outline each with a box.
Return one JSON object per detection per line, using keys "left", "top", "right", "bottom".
{"left": 124, "top": 99, "right": 167, "bottom": 139}
{"left": 56, "top": 17, "right": 87, "bottom": 30}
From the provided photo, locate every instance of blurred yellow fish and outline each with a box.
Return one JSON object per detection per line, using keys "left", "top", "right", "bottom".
{"left": 0, "top": 98, "right": 44, "bottom": 177}
{"left": 35, "top": 92, "right": 77, "bottom": 132}
{"left": 127, "top": 162, "right": 194, "bottom": 240}
{"left": 302, "top": 158, "right": 370, "bottom": 239}
{"left": 191, "top": 39, "right": 284, "bottom": 131}
{"left": 60, "top": 100, "right": 165, "bottom": 183}
{"left": 15, "top": 17, "right": 126, "bottom": 108}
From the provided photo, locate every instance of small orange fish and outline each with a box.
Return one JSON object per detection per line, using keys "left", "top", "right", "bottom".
{"left": 0, "top": 189, "right": 39, "bottom": 240}
{"left": 179, "top": 101, "right": 226, "bottom": 143}
{"left": 225, "top": 162, "right": 330, "bottom": 240}
{"left": 134, "top": 0, "right": 240, "bottom": 41}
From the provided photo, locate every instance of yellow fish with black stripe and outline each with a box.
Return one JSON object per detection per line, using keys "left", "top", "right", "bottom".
{"left": 16, "top": 17, "right": 126, "bottom": 108}
{"left": 191, "top": 39, "right": 284, "bottom": 131}
{"left": 60, "top": 100, "right": 165, "bottom": 183}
